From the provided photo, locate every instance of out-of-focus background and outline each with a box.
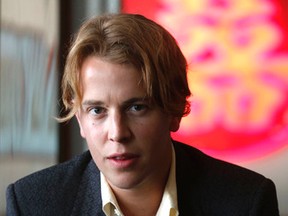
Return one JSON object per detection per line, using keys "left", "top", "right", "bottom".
{"left": 0, "top": 0, "right": 287, "bottom": 215}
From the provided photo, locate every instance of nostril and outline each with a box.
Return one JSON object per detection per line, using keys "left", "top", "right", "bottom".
{"left": 108, "top": 124, "right": 131, "bottom": 142}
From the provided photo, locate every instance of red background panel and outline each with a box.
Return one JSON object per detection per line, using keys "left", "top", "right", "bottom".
{"left": 122, "top": 0, "right": 288, "bottom": 163}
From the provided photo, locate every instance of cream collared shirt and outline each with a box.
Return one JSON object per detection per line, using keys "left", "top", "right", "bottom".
{"left": 100, "top": 144, "right": 179, "bottom": 216}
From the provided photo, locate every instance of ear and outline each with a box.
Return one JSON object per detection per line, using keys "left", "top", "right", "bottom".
{"left": 75, "top": 111, "right": 86, "bottom": 138}
{"left": 169, "top": 117, "right": 181, "bottom": 132}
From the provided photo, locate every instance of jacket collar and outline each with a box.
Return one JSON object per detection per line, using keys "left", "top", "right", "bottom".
{"left": 71, "top": 158, "right": 105, "bottom": 216}
{"left": 173, "top": 140, "right": 204, "bottom": 215}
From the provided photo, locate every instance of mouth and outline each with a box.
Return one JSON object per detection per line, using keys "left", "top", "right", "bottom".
{"left": 107, "top": 153, "right": 139, "bottom": 169}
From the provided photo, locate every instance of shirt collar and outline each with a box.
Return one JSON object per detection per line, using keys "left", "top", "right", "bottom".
{"left": 101, "top": 173, "right": 124, "bottom": 216}
{"left": 156, "top": 143, "right": 178, "bottom": 216}
{"left": 100, "top": 143, "right": 178, "bottom": 216}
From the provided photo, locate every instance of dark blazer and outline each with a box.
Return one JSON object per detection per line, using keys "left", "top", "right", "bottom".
{"left": 6, "top": 141, "right": 279, "bottom": 216}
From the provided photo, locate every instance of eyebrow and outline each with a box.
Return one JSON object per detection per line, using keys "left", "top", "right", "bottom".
{"left": 122, "top": 97, "right": 149, "bottom": 106}
{"left": 81, "top": 97, "right": 149, "bottom": 107}
{"left": 82, "top": 100, "right": 104, "bottom": 106}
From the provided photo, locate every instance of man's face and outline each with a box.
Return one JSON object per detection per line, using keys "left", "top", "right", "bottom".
{"left": 76, "top": 56, "right": 180, "bottom": 191}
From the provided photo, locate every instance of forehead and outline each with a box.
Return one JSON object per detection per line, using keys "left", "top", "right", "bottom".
{"left": 79, "top": 56, "right": 147, "bottom": 101}
{"left": 80, "top": 56, "right": 141, "bottom": 82}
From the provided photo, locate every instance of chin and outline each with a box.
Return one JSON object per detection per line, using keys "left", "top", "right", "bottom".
{"left": 108, "top": 176, "right": 144, "bottom": 190}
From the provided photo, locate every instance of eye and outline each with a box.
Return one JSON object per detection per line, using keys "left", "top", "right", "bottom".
{"left": 89, "top": 107, "right": 106, "bottom": 116}
{"left": 129, "top": 104, "right": 147, "bottom": 112}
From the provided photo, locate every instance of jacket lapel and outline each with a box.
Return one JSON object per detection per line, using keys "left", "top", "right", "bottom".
{"left": 174, "top": 141, "right": 204, "bottom": 216}
{"left": 71, "top": 159, "right": 105, "bottom": 216}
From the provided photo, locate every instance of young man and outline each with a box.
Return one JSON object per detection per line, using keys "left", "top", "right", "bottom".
{"left": 6, "top": 14, "right": 279, "bottom": 216}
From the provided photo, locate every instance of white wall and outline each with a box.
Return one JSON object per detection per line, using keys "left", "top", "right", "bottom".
{"left": 1, "top": 0, "right": 58, "bottom": 46}
{"left": 0, "top": 0, "right": 59, "bottom": 214}
{"left": 240, "top": 146, "right": 288, "bottom": 216}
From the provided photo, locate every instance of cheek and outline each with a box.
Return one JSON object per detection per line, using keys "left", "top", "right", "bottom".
{"left": 82, "top": 122, "right": 106, "bottom": 146}
{"left": 84, "top": 127, "right": 105, "bottom": 162}
{"left": 135, "top": 116, "right": 171, "bottom": 138}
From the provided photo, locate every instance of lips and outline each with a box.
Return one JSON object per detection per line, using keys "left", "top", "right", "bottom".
{"left": 110, "top": 156, "right": 129, "bottom": 160}
{"left": 107, "top": 153, "right": 139, "bottom": 169}
{"left": 108, "top": 153, "right": 137, "bottom": 159}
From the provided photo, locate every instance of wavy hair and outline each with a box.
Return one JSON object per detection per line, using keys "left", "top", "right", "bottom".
{"left": 60, "top": 13, "right": 191, "bottom": 122}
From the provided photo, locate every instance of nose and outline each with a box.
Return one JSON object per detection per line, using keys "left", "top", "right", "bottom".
{"left": 108, "top": 110, "right": 131, "bottom": 143}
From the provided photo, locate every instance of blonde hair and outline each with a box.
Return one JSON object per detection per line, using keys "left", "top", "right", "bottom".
{"left": 60, "top": 13, "right": 191, "bottom": 122}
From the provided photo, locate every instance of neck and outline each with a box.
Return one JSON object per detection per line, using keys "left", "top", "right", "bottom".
{"left": 116, "top": 185, "right": 164, "bottom": 216}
